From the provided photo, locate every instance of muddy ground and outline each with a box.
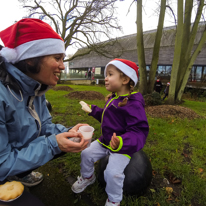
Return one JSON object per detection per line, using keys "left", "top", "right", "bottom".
{"left": 29, "top": 159, "right": 97, "bottom": 206}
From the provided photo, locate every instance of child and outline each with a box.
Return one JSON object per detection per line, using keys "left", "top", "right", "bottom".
{"left": 71, "top": 59, "right": 149, "bottom": 206}
{"left": 162, "top": 82, "right": 170, "bottom": 100}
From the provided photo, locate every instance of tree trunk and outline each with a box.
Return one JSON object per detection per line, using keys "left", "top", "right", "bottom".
{"left": 176, "top": 0, "right": 193, "bottom": 92}
{"left": 136, "top": 0, "right": 147, "bottom": 94}
{"left": 148, "top": 0, "right": 166, "bottom": 94}
{"left": 167, "top": 0, "right": 183, "bottom": 104}
{"left": 176, "top": 0, "right": 204, "bottom": 93}
{"left": 177, "top": 29, "right": 206, "bottom": 101}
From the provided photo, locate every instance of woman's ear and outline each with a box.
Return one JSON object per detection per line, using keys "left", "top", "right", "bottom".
{"left": 123, "top": 76, "right": 130, "bottom": 85}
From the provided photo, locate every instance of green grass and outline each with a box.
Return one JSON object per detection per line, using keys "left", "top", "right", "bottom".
{"left": 182, "top": 99, "right": 206, "bottom": 116}
{"left": 46, "top": 84, "right": 206, "bottom": 206}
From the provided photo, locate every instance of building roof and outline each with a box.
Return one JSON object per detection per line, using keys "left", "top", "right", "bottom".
{"left": 69, "top": 24, "right": 206, "bottom": 69}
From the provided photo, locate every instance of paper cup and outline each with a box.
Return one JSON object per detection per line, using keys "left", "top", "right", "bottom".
{"left": 68, "top": 137, "right": 81, "bottom": 143}
{"left": 79, "top": 126, "right": 94, "bottom": 147}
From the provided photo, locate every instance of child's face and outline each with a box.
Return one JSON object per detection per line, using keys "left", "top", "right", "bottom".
{"left": 105, "top": 65, "right": 125, "bottom": 93}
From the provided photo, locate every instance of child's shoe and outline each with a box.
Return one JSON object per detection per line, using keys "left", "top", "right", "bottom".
{"left": 105, "top": 199, "right": 120, "bottom": 206}
{"left": 71, "top": 174, "right": 96, "bottom": 193}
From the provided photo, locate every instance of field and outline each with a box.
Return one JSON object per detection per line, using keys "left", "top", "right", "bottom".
{"left": 42, "top": 84, "right": 206, "bottom": 206}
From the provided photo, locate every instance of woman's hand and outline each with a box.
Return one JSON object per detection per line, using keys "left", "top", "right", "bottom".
{"left": 69, "top": 123, "right": 89, "bottom": 133}
{"left": 110, "top": 133, "right": 120, "bottom": 150}
{"left": 56, "top": 130, "right": 88, "bottom": 153}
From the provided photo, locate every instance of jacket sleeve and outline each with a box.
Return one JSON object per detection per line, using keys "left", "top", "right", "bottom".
{"left": 0, "top": 131, "right": 60, "bottom": 181}
{"left": 0, "top": 96, "right": 69, "bottom": 181}
{"left": 88, "top": 105, "right": 104, "bottom": 123}
{"left": 0, "top": 118, "right": 60, "bottom": 181}
{"left": 116, "top": 102, "right": 149, "bottom": 155}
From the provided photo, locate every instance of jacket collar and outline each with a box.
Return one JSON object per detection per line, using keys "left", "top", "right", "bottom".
{"left": 112, "top": 92, "right": 137, "bottom": 99}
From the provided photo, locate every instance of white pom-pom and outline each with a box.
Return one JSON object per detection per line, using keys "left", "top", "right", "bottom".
{"left": 0, "top": 47, "right": 18, "bottom": 63}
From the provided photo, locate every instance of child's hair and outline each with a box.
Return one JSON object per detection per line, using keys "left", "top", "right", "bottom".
{"left": 105, "top": 72, "right": 135, "bottom": 107}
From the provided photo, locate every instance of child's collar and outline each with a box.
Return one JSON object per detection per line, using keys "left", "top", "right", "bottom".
{"left": 113, "top": 92, "right": 137, "bottom": 98}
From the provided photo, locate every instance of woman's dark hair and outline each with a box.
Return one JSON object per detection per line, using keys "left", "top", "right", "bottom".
{"left": 14, "top": 57, "right": 44, "bottom": 74}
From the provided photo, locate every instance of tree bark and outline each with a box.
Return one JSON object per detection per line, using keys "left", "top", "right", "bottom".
{"left": 168, "top": 0, "right": 183, "bottom": 104}
{"left": 176, "top": 0, "right": 193, "bottom": 92}
{"left": 177, "top": 29, "right": 206, "bottom": 101}
{"left": 136, "top": 0, "right": 147, "bottom": 94}
{"left": 148, "top": 0, "right": 166, "bottom": 94}
{"left": 176, "top": 0, "right": 204, "bottom": 93}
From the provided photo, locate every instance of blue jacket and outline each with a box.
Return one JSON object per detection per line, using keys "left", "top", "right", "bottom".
{"left": 0, "top": 62, "right": 69, "bottom": 181}
{"left": 89, "top": 92, "right": 149, "bottom": 158}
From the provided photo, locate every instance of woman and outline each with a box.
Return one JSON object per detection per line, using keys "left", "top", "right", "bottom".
{"left": 0, "top": 18, "right": 88, "bottom": 187}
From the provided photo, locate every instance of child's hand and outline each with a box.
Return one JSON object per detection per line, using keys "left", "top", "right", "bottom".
{"left": 110, "top": 133, "right": 120, "bottom": 150}
{"left": 79, "top": 101, "right": 92, "bottom": 113}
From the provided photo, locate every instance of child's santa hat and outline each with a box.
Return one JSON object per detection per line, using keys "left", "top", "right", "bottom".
{"left": 167, "top": 82, "right": 170, "bottom": 85}
{"left": 0, "top": 18, "right": 65, "bottom": 64}
{"left": 105, "top": 58, "right": 139, "bottom": 86}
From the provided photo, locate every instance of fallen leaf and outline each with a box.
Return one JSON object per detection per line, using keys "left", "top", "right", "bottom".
{"left": 150, "top": 189, "right": 156, "bottom": 193}
{"left": 183, "top": 153, "right": 188, "bottom": 157}
{"left": 166, "top": 197, "right": 173, "bottom": 202}
{"left": 172, "top": 179, "right": 181, "bottom": 184}
{"left": 198, "top": 168, "right": 204, "bottom": 173}
{"left": 152, "top": 170, "right": 156, "bottom": 176}
{"left": 166, "top": 187, "right": 173, "bottom": 194}
{"left": 169, "top": 175, "right": 181, "bottom": 184}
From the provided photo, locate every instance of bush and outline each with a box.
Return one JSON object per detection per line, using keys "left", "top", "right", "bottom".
{"left": 202, "top": 90, "right": 206, "bottom": 97}
{"left": 143, "top": 92, "right": 162, "bottom": 106}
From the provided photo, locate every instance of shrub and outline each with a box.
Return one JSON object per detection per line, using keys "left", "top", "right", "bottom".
{"left": 202, "top": 90, "right": 206, "bottom": 97}
{"left": 143, "top": 92, "right": 162, "bottom": 106}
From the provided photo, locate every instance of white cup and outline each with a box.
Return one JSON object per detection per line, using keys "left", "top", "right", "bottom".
{"left": 68, "top": 137, "right": 81, "bottom": 143}
{"left": 79, "top": 125, "right": 94, "bottom": 147}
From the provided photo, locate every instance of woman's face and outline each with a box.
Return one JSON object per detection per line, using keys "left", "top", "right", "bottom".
{"left": 28, "top": 54, "right": 65, "bottom": 86}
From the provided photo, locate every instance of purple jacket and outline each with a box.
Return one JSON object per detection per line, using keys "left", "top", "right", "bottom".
{"left": 89, "top": 92, "right": 149, "bottom": 158}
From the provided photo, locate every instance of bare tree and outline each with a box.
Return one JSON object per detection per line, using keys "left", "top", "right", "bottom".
{"left": 18, "top": 0, "right": 123, "bottom": 60}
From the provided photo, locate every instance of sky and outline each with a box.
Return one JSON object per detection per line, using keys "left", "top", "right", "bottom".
{"left": 0, "top": 1, "right": 175, "bottom": 54}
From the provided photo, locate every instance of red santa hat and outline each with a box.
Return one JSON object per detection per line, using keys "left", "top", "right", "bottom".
{"left": 167, "top": 82, "right": 170, "bottom": 85}
{"left": 0, "top": 18, "right": 65, "bottom": 64}
{"left": 104, "top": 58, "right": 139, "bottom": 86}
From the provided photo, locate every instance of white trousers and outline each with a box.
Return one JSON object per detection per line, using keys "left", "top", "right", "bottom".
{"left": 80, "top": 140, "right": 130, "bottom": 202}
